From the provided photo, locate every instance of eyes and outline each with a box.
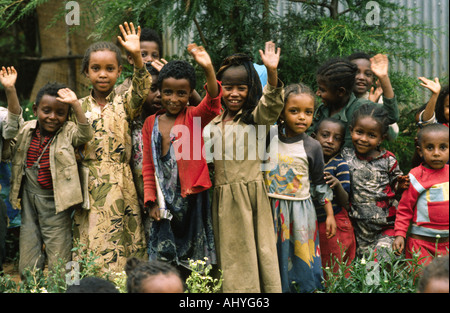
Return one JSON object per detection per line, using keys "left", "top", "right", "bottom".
{"left": 318, "top": 131, "right": 343, "bottom": 142}
{"left": 141, "top": 50, "right": 159, "bottom": 60}
{"left": 40, "top": 108, "right": 67, "bottom": 117}
{"left": 161, "top": 89, "right": 189, "bottom": 97}
{"left": 353, "top": 129, "right": 378, "bottom": 138}
{"left": 425, "top": 144, "right": 449, "bottom": 151}
{"left": 223, "top": 85, "right": 248, "bottom": 92}
{"left": 90, "top": 65, "right": 117, "bottom": 72}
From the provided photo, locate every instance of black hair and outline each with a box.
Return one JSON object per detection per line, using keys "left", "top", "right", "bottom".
{"left": 317, "top": 57, "right": 358, "bottom": 94}
{"left": 348, "top": 52, "right": 372, "bottom": 62}
{"left": 80, "top": 41, "right": 122, "bottom": 74}
{"left": 216, "top": 53, "right": 262, "bottom": 124}
{"left": 140, "top": 27, "right": 163, "bottom": 57}
{"left": 278, "top": 83, "right": 316, "bottom": 126}
{"left": 157, "top": 60, "right": 196, "bottom": 90}
{"left": 146, "top": 63, "right": 161, "bottom": 77}
{"left": 125, "top": 257, "right": 183, "bottom": 293}
{"left": 35, "top": 82, "right": 67, "bottom": 107}
{"left": 66, "top": 277, "right": 119, "bottom": 293}
{"left": 436, "top": 84, "right": 449, "bottom": 123}
{"left": 350, "top": 103, "right": 390, "bottom": 136}
{"left": 316, "top": 117, "right": 346, "bottom": 134}
{"left": 417, "top": 123, "right": 449, "bottom": 146}
{"left": 417, "top": 255, "right": 449, "bottom": 293}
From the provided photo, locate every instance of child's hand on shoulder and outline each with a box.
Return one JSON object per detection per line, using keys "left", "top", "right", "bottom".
{"left": 418, "top": 77, "right": 441, "bottom": 95}
{"left": 118, "top": 22, "right": 141, "bottom": 57}
{"left": 0, "top": 66, "right": 17, "bottom": 89}
{"left": 187, "top": 43, "right": 213, "bottom": 70}
{"left": 370, "top": 54, "right": 389, "bottom": 79}
{"left": 324, "top": 172, "right": 340, "bottom": 189}
{"left": 56, "top": 88, "right": 80, "bottom": 107}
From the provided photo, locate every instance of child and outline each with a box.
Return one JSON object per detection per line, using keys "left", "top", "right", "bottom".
{"left": 308, "top": 57, "right": 399, "bottom": 148}
{"left": 66, "top": 277, "right": 119, "bottom": 293}
{"left": 417, "top": 77, "right": 449, "bottom": 128}
{"left": 393, "top": 123, "right": 449, "bottom": 265}
{"left": 142, "top": 43, "right": 221, "bottom": 275}
{"left": 313, "top": 117, "right": 356, "bottom": 273}
{"left": 2, "top": 66, "right": 92, "bottom": 275}
{"left": 348, "top": 52, "right": 399, "bottom": 141}
{"left": 417, "top": 255, "right": 449, "bottom": 293}
{"left": 125, "top": 257, "right": 184, "bottom": 293}
{"left": 208, "top": 41, "right": 283, "bottom": 293}
{"left": 73, "top": 22, "right": 151, "bottom": 273}
{"left": 0, "top": 66, "right": 23, "bottom": 273}
{"left": 264, "top": 83, "right": 336, "bottom": 293}
{"left": 342, "top": 104, "right": 407, "bottom": 258}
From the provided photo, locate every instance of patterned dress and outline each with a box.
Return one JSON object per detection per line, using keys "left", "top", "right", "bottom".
{"left": 264, "top": 128, "right": 333, "bottom": 293}
{"left": 72, "top": 67, "right": 151, "bottom": 273}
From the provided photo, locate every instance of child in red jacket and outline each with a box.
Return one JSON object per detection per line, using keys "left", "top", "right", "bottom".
{"left": 393, "top": 123, "right": 449, "bottom": 265}
{"left": 142, "top": 43, "right": 221, "bottom": 275}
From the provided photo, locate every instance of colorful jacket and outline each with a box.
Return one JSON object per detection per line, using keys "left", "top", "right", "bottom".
{"left": 394, "top": 164, "right": 449, "bottom": 238}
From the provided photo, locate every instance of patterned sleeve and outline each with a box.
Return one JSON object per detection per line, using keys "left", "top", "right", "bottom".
{"left": 387, "top": 151, "right": 403, "bottom": 186}
{"left": 123, "top": 66, "right": 152, "bottom": 121}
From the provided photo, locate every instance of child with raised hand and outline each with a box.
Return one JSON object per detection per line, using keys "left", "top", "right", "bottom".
{"left": 209, "top": 41, "right": 283, "bottom": 293}
{"left": 348, "top": 52, "right": 399, "bottom": 141}
{"left": 393, "top": 123, "right": 449, "bottom": 265}
{"left": 142, "top": 43, "right": 221, "bottom": 276}
{"left": 264, "top": 83, "right": 336, "bottom": 293}
{"left": 73, "top": 22, "right": 151, "bottom": 273}
{"left": 1, "top": 65, "right": 92, "bottom": 276}
{"left": 342, "top": 104, "right": 407, "bottom": 259}
{"left": 308, "top": 56, "right": 399, "bottom": 148}
{"left": 313, "top": 117, "right": 356, "bottom": 274}
{"left": 0, "top": 66, "right": 23, "bottom": 273}
{"left": 417, "top": 77, "right": 449, "bottom": 128}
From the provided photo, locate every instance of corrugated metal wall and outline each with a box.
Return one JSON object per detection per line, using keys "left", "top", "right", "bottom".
{"left": 163, "top": 0, "right": 449, "bottom": 79}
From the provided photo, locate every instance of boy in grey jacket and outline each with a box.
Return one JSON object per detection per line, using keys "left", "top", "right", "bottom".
{"left": 2, "top": 67, "right": 92, "bottom": 276}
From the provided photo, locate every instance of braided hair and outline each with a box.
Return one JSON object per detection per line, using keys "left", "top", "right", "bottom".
{"left": 350, "top": 103, "right": 390, "bottom": 136}
{"left": 125, "top": 257, "right": 183, "bottom": 293}
{"left": 216, "top": 53, "right": 262, "bottom": 124}
{"left": 317, "top": 57, "right": 358, "bottom": 95}
{"left": 80, "top": 41, "right": 122, "bottom": 74}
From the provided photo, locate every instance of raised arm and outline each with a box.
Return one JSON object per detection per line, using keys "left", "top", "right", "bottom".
{"left": 0, "top": 66, "right": 21, "bottom": 115}
{"left": 118, "top": 22, "right": 143, "bottom": 69}
{"left": 370, "top": 54, "right": 394, "bottom": 99}
{"left": 259, "top": 41, "right": 281, "bottom": 88}
{"left": 418, "top": 77, "right": 441, "bottom": 123}
{"left": 187, "top": 43, "right": 218, "bottom": 98}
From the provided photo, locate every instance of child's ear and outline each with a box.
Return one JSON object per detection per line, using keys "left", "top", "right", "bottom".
{"left": 416, "top": 145, "right": 423, "bottom": 158}
{"left": 117, "top": 65, "right": 123, "bottom": 77}
{"left": 310, "top": 132, "right": 317, "bottom": 139}
{"left": 32, "top": 103, "right": 38, "bottom": 116}
{"left": 337, "top": 87, "right": 347, "bottom": 98}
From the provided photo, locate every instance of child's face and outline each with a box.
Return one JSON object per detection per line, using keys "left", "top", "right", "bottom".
{"left": 33, "top": 95, "right": 69, "bottom": 135}
{"left": 315, "top": 120, "right": 345, "bottom": 159}
{"left": 316, "top": 80, "right": 344, "bottom": 108}
{"left": 350, "top": 116, "right": 385, "bottom": 156}
{"left": 221, "top": 66, "right": 249, "bottom": 114}
{"left": 351, "top": 58, "right": 375, "bottom": 97}
{"left": 418, "top": 131, "right": 449, "bottom": 169}
{"left": 282, "top": 93, "right": 314, "bottom": 137}
{"left": 85, "top": 50, "right": 122, "bottom": 95}
{"left": 143, "top": 74, "right": 161, "bottom": 116}
{"left": 160, "top": 77, "right": 192, "bottom": 117}
{"left": 128, "top": 40, "right": 160, "bottom": 65}
{"left": 444, "top": 95, "right": 449, "bottom": 122}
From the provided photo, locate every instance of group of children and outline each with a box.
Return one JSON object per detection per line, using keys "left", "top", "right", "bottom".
{"left": 0, "top": 21, "right": 448, "bottom": 293}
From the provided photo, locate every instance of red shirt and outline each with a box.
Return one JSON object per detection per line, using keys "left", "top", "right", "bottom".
{"left": 142, "top": 83, "right": 222, "bottom": 205}
{"left": 26, "top": 128, "right": 54, "bottom": 189}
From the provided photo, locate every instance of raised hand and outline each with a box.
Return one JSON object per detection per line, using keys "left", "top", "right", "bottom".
{"left": 0, "top": 66, "right": 17, "bottom": 89}
{"left": 187, "top": 43, "right": 213, "bottom": 70}
{"left": 151, "top": 58, "right": 168, "bottom": 72}
{"left": 370, "top": 54, "right": 389, "bottom": 79}
{"left": 259, "top": 41, "right": 281, "bottom": 72}
{"left": 118, "top": 22, "right": 141, "bottom": 56}
{"left": 418, "top": 76, "right": 441, "bottom": 95}
{"left": 56, "top": 88, "right": 79, "bottom": 106}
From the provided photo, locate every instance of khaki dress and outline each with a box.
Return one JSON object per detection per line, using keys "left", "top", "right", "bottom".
{"left": 208, "top": 81, "right": 284, "bottom": 293}
{"left": 72, "top": 67, "right": 151, "bottom": 273}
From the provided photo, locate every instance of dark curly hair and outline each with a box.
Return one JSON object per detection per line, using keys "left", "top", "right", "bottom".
{"left": 35, "top": 82, "right": 67, "bottom": 107}
{"left": 417, "top": 255, "right": 449, "bottom": 293}
{"left": 317, "top": 57, "right": 358, "bottom": 95}
{"left": 216, "top": 53, "right": 262, "bottom": 125}
{"left": 157, "top": 59, "right": 196, "bottom": 90}
{"left": 436, "top": 84, "right": 449, "bottom": 124}
{"left": 125, "top": 257, "right": 183, "bottom": 293}
{"left": 350, "top": 103, "right": 390, "bottom": 136}
{"left": 80, "top": 41, "right": 122, "bottom": 74}
{"left": 140, "top": 27, "right": 163, "bottom": 57}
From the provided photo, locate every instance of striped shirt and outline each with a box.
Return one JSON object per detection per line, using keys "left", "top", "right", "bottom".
{"left": 26, "top": 128, "right": 54, "bottom": 189}
{"left": 315, "top": 154, "right": 351, "bottom": 222}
